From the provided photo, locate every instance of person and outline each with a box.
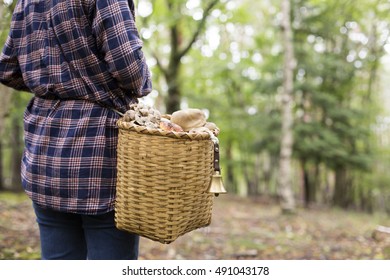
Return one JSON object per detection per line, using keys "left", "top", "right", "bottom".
{"left": 0, "top": 0, "right": 152, "bottom": 260}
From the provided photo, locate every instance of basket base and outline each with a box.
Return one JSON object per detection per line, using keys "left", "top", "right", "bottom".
{"left": 115, "top": 213, "right": 212, "bottom": 244}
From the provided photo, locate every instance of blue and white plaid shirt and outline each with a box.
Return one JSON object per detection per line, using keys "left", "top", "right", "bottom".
{"left": 0, "top": 0, "right": 152, "bottom": 214}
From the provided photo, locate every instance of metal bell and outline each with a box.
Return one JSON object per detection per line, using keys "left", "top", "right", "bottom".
{"left": 208, "top": 171, "right": 227, "bottom": 197}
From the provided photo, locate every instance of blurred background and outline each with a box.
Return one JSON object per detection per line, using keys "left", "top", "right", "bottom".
{"left": 1, "top": 0, "right": 390, "bottom": 259}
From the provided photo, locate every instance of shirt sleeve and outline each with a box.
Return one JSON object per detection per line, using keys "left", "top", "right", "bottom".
{"left": 92, "top": 0, "right": 152, "bottom": 97}
{"left": 0, "top": 34, "right": 30, "bottom": 92}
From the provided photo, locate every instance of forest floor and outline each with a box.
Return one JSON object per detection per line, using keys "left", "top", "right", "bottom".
{"left": 1, "top": 191, "right": 390, "bottom": 260}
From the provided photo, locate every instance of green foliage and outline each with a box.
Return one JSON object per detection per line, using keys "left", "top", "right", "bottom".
{"left": 290, "top": 0, "right": 390, "bottom": 207}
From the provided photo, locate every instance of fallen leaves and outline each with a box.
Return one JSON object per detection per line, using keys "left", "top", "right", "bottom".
{"left": 138, "top": 195, "right": 390, "bottom": 260}
{"left": 1, "top": 192, "right": 390, "bottom": 260}
{"left": 0, "top": 196, "right": 40, "bottom": 260}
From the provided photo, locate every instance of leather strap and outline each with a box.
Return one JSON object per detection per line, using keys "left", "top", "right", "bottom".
{"left": 213, "top": 143, "right": 221, "bottom": 172}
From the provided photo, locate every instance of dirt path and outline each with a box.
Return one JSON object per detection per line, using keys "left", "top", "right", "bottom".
{"left": 1, "top": 194, "right": 390, "bottom": 260}
{"left": 139, "top": 195, "right": 390, "bottom": 260}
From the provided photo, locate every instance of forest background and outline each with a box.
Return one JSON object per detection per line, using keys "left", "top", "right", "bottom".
{"left": 1, "top": 0, "right": 390, "bottom": 260}
{"left": 2, "top": 0, "right": 390, "bottom": 212}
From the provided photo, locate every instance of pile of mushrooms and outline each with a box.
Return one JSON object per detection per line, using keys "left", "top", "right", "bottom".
{"left": 122, "top": 103, "right": 220, "bottom": 137}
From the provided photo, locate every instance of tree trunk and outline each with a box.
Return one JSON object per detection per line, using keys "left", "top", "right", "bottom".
{"left": 312, "top": 162, "right": 320, "bottom": 203}
{"left": 301, "top": 160, "right": 310, "bottom": 207}
{"left": 165, "top": 65, "right": 181, "bottom": 113}
{"left": 225, "top": 139, "right": 235, "bottom": 193}
{"left": 278, "top": 0, "right": 296, "bottom": 213}
{"left": 10, "top": 117, "right": 23, "bottom": 192}
{"left": 0, "top": 86, "right": 13, "bottom": 191}
{"left": 165, "top": 19, "right": 182, "bottom": 113}
{"left": 301, "top": 160, "right": 318, "bottom": 208}
{"left": 246, "top": 160, "right": 260, "bottom": 197}
{"left": 261, "top": 152, "right": 274, "bottom": 195}
{"left": 333, "top": 166, "right": 351, "bottom": 208}
{"left": 0, "top": 141, "right": 3, "bottom": 191}
{"left": 253, "top": 154, "right": 261, "bottom": 195}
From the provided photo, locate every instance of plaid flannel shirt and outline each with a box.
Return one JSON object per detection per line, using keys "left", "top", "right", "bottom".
{"left": 0, "top": 0, "right": 152, "bottom": 214}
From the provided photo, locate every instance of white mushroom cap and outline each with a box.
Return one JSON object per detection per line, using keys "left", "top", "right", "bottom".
{"left": 171, "top": 109, "right": 207, "bottom": 132}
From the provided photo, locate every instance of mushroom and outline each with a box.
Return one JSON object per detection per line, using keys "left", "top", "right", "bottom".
{"left": 124, "top": 103, "right": 162, "bottom": 129}
{"left": 159, "top": 120, "right": 184, "bottom": 132}
{"left": 171, "top": 109, "right": 207, "bottom": 132}
{"left": 203, "top": 122, "right": 220, "bottom": 136}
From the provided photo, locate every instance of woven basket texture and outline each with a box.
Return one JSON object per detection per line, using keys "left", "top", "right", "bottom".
{"left": 115, "top": 119, "right": 214, "bottom": 244}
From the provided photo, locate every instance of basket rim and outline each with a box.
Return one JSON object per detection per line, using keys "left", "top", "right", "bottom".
{"left": 117, "top": 118, "right": 212, "bottom": 140}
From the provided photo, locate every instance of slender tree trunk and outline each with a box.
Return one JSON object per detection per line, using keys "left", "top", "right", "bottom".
{"left": 0, "top": 86, "right": 13, "bottom": 191}
{"left": 312, "top": 162, "right": 320, "bottom": 203}
{"left": 166, "top": 81, "right": 181, "bottom": 113}
{"left": 301, "top": 160, "right": 319, "bottom": 208}
{"left": 10, "top": 116, "right": 23, "bottom": 192}
{"left": 253, "top": 154, "right": 261, "bottom": 194}
{"left": 301, "top": 159, "right": 310, "bottom": 207}
{"left": 278, "top": 0, "right": 296, "bottom": 213}
{"left": 333, "top": 166, "right": 351, "bottom": 208}
{"left": 165, "top": 61, "right": 181, "bottom": 113}
{"left": 0, "top": 141, "right": 3, "bottom": 191}
{"left": 261, "top": 152, "right": 274, "bottom": 195}
{"left": 246, "top": 161, "right": 260, "bottom": 197}
{"left": 365, "top": 23, "right": 379, "bottom": 104}
{"left": 165, "top": 20, "right": 182, "bottom": 113}
{"left": 225, "top": 139, "right": 235, "bottom": 193}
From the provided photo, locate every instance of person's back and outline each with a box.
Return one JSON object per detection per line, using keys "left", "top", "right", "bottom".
{"left": 0, "top": 0, "right": 151, "bottom": 259}
{"left": 3, "top": 0, "right": 150, "bottom": 106}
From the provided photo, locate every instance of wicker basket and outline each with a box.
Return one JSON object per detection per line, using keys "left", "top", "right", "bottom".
{"left": 114, "top": 118, "right": 215, "bottom": 244}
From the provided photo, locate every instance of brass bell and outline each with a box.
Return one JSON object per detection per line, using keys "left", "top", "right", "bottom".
{"left": 208, "top": 171, "right": 227, "bottom": 197}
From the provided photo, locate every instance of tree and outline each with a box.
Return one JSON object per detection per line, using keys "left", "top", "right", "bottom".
{"left": 0, "top": 0, "right": 15, "bottom": 191}
{"left": 139, "top": 0, "right": 219, "bottom": 113}
{"left": 278, "top": 0, "right": 296, "bottom": 212}
{"left": 291, "top": 0, "right": 390, "bottom": 209}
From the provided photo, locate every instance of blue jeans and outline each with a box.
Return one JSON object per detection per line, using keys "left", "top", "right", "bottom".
{"left": 33, "top": 203, "right": 139, "bottom": 260}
